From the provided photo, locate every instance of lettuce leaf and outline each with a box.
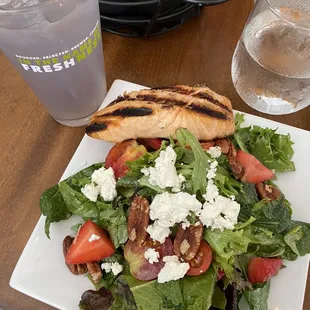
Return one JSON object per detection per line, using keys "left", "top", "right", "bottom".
{"left": 244, "top": 282, "right": 270, "bottom": 310}
{"left": 176, "top": 128, "right": 209, "bottom": 195}
{"left": 204, "top": 229, "right": 251, "bottom": 279}
{"left": 233, "top": 113, "right": 295, "bottom": 172}
{"left": 121, "top": 268, "right": 216, "bottom": 310}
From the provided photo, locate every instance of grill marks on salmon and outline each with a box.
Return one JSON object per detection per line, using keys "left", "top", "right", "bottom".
{"left": 86, "top": 85, "right": 235, "bottom": 142}
{"left": 154, "top": 85, "right": 232, "bottom": 113}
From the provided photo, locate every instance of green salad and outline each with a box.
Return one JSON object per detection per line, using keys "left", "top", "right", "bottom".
{"left": 40, "top": 114, "right": 310, "bottom": 310}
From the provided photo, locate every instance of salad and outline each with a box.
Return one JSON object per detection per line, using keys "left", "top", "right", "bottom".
{"left": 40, "top": 114, "right": 310, "bottom": 310}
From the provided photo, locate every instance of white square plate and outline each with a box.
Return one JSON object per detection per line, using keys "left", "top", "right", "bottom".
{"left": 10, "top": 79, "right": 310, "bottom": 310}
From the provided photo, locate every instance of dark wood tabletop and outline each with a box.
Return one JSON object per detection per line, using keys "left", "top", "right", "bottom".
{"left": 0, "top": 0, "right": 309, "bottom": 309}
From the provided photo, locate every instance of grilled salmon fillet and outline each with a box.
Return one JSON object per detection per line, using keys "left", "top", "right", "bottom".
{"left": 86, "top": 85, "right": 235, "bottom": 142}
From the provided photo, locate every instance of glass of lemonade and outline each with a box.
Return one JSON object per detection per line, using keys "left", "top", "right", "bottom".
{"left": 232, "top": 0, "right": 310, "bottom": 115}
{"left": 0, "top": 0, "right": 107, "bottom": 126}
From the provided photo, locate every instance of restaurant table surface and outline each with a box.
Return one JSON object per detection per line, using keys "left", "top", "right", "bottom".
{"left": 0, "top": 0, "right": 310, "bottom": 309}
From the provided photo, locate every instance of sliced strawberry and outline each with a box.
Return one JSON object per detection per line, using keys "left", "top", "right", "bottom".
{"left": 248, "top": 257, "right": 283, "bottom": 284}
{"left": 236, "top": 150, "right": 274, "bottom": 183}
{"left": 66, "top": 220, "right": 115, "bottom": 264}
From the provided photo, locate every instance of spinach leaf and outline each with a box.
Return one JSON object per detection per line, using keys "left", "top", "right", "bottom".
{"left": 252, "top": 198, "right": 292, "bottom": 234}
{"left": 211, "top": 285, "right": 227, "bottom": 310}
{"left": 40, "top": 163, "right": 104, "bottom": 237}
{"left": 244, "top": 282, "right": 270, "bottom": 310}
{"left": 98, "top": 203, "right": 128, "bottom": 248}
{"left": 235, "top": 183, "right": 259, "bottom": 222}
{"left": 59, "top": 181, "right": 100, "bottom": 218}
{"left": 40, "top": 185, "right": 71, "bottom": 238}
{"left": 284, "top": 226, "right": 303, "bottom": 255}
{"left": 204, "top": 229, "right": 250, "bottom": 279}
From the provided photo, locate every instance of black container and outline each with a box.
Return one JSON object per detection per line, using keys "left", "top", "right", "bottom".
{"left": 99, "top": 0, "right": 229, "bottom": 37}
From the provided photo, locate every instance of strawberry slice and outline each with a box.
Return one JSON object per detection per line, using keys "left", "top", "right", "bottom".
{"left": 236, "top": 150, "right": 274, "bottom": 183}
{"left": 66, "top": 220, "right": 115, "bottom": 264}
{"left": 248, "top": 257, "right": 283, "bottom": 284}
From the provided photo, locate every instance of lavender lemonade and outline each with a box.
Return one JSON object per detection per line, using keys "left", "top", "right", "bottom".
{"left": 0, "top": 0, "right": 107, "bottom": 126}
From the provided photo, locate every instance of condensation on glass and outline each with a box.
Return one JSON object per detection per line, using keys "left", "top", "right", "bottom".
{"left": 232, "top": 0, "right": 310, "bottom": 115}
{"left": 0, "top": 0, "right": 107, "bottom": 126}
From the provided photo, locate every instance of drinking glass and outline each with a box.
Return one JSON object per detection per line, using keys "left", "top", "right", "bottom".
{"left": 232, "top": 0, "right": 310, "bottom": 115}
{"left": 0, "top": 0, "right": 107, "bottom": 126}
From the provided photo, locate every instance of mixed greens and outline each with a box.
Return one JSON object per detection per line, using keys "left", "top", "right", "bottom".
{"left": 40, "top": 114, "right": 310, "bottom": 310}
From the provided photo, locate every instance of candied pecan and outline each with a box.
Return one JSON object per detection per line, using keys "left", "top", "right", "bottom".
{"left": 225, "top": 141, "right": 247, "bottom": 182}
{"left": 200, "top": 141, "right": 215, "bottom": 150}
{"left": 255, "top": 183, "right": 282, "bottom": 201}
{"left": 127, "top": 196, "right": 150, "bottom": 244}
{"left": 214, "top": 138, "right": 230, "bottom": 155}
{"left": 86, "top": 262, "right": 103, "bottom": 283}
{"left": 174, "top": 223, "right": 203, "bottom": 262}
{"left": 189, "top": 250, "right": 204, "bottom": 268}
{"left": 63, "top": 236, "right": 87, "bottom": 275}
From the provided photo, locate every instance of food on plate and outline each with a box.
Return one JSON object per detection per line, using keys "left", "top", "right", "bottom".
{"left": 41, "top": 86, "right": 308, "bottom": 310}
{"left": 85, "top": 85, "right": 235, "bottom": 142}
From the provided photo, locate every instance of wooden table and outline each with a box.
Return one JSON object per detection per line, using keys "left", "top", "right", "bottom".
{"left": 0, "top": 0, "right": 309, "bottom": 309}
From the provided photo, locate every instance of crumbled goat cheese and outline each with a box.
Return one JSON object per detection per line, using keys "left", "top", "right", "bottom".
{"left": 101, "top": 262, "right": 123, "bottom": 276}
{"left": 157, "top": 256, "right": 190, "bottom": 283}
{"left": 144, "top": 248, "right": 160, "bottom": 264}
{"left": 147, "top": 221, "right": 171, "bottom": 244}
{"left": 147, "top": 192, "right": 202, "bottom": 243}
{"left": 200, "top": 195, "right": 240, "bottom": 231}
{"left": 81, "top": 183, "right": 100, "bottom": 202}
{"left": 91, "top": 167, "right": 117, "bottom": 201}
{"left": 207, "top": 146, "right": 222, "bottom": 158}
{"left": 203, "top": 180, "right": 219, "bottom": 202}
{"left": 141, "top": 146, "right": 185, "bottom": 192}
{"left": 88, "top": 233, "right": 100, "bottom": 242}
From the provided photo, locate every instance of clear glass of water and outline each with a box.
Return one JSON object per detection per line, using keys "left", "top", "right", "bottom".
{"left": 0, "top": 0, "right": 107, "bottom": 126}
{"left": 232, "top": 0, "right": 310, "bottom": 115}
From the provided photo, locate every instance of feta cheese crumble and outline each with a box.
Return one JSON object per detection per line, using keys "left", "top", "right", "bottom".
{"left": 88, "top": 233, "right": 100, "bottom": 242}
{"left": 147, "top": 192, "right": 202, "bottom": 243}
{"left": 144, "top": 248, "right": 160, "bottom": 264}
{"left": 141, "top": 146, "right": 185, "bottom": 192}
{"left": 157, "top": 256, "right": 190, "bottom": 283}
{"left": 81, "top": 183, "right": 100, "bottom": 202}
{"left": 81, "top": 167, "right": 117, "bottom": 202}
{"left": 200, "top": 195, "right": 240, "bottom": 231}
{"left": 207, "top": 146, "right": 222, "bottom": 158}
{"left": 101, "top": 262, "right": 123, "bottom": 276}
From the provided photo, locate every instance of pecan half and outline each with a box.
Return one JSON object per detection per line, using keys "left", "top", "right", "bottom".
{"left": 174, "top": 223, "right": 203, "bottom": 262}
{"left": 63, "top": 236, "right": 87, "bottom": 275}
{"left": 127, "top": 196, "right": 150, "bottom": 244}
{"left": 86, "top": 262, "right": 103, "bottom": 283}
{"left": 200, "top": 141, "right": 215, "bottom": 150}
{"left": 255, "top": 183, "right": 282, "bottom": 201}
{"left": 214, "top": 138, "right": 231, "bottom": 155}
{"left": 223, "top": 140, "right": 247, "bottom": 182}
